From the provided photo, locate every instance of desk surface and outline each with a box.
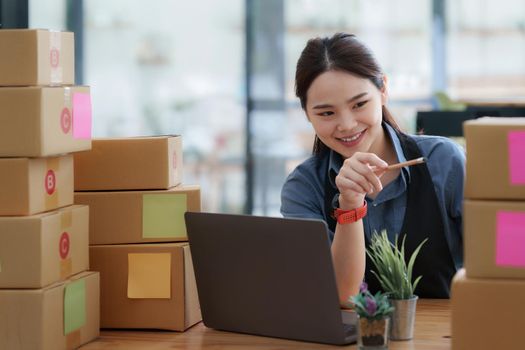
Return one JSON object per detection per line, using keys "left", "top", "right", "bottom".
{"left": 81, "top": 299, "right": 451, "bottom": 350}
{"left": 457, "top": 98, "right": 525, "bottom": 107}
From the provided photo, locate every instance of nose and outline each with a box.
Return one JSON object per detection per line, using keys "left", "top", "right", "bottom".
{"left": 337, "top": 111, "right": 358, "bottom": 132}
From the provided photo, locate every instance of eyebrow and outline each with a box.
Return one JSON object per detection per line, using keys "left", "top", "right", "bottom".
{"left": 312, "top": 92, "right": 368, "bottom": 109}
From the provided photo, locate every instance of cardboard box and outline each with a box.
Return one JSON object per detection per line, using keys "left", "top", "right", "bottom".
{"left": 464, "top": 117, "right": 525, "bottom": 199}
{"left": 74, "top": 136, "right": 182, "bottom": 191}
{"left": 75, "top": 185, "right": 200, "bottom": 245}
{"left": 0, "top": 86, "right": 92, "bottom": 157}
{"left": 90, "top": 243, "right": 201, "bottom": 331}
{"left": 464, "top": 199, "right": 525, "bottom": 279}
{"left": 0, "top": 271, "right": 100, "bottom": 350}
{"left": 0, "top": 205, "right": 89, "bottom": 288}
{"left": 0, "top": 29, "right": 74, "bottom": 86}
{"left": 0, "top": 155, "right": 73, "bottom": 216}
{"left": 451, "top": 269, "right": 525, "bottom": 350}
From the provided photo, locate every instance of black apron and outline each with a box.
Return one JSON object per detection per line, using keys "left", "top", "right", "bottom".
{"left": 323, "top": 130, "right": 457, "bottom": 298}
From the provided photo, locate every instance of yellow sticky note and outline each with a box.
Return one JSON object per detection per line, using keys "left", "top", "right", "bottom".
{"left": 128, "top": 253, "right": 171, "bottom": 299}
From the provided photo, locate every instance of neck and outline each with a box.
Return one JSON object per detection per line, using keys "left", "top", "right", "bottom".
{"left": 369, "top": 125, "right": 397, "bottom": 164}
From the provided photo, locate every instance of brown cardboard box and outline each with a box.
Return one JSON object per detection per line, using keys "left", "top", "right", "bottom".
{"left": 464, "top": 117, "right": 525, "bottom": 199}
{"left": 0, "top": 271, "right": 100, "bottom": 350}
{"left": 0, "top": 29, "right": 74, "bottom": 86}
{"left": 90, "top": 243, "right": 201, "bottom": 331}
{"left": 0, "top": 155, "right": 74, "bottom": 216}
{"left": 464, "top": 199, "right": 525, "bottom": 279}
{"left": 74, "top": 136, "right": 182, "bottom": 190}
{"left": 451, "top": 269, "right": 525, "bottom": 350}
{"left": 0, "top": 205, "right": 89, "bottom": 288}
{"left": 75, "top": 185, "right": 200, "bottom": 245}
{"left": 0, "top": 86, "right": 92, "bottom": 157}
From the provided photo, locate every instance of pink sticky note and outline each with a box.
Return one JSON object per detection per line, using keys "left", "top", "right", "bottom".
{"left": 496, "top": 211, "right": 525, "bottom": 267}
{"left": 72, "top": 93, "right": 92, "bottom": 139}
{"left": 508, "top": 131, "right": 525, "bottom": 184}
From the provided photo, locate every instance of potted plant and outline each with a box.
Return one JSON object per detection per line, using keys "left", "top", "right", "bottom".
{"left": 350, "top": 282, "right": 394, "bottom": 350}
{"left": 366, "top": 230, "right": 427, "bottom": 341}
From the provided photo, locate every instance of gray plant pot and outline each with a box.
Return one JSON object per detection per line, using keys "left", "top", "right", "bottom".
{"left": 389, "top": 295, "right": 418, "bottom": 340}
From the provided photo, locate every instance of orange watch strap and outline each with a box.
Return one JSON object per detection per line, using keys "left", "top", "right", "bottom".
{"left": 334, "top": 201, "right": 368, "bottom": 224}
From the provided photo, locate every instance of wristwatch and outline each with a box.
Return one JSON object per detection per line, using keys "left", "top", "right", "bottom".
{"left": 333, "top": 201, "right": 368, "bottom": 224}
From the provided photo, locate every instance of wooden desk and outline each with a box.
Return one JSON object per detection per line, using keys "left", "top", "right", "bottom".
{"left": 458, "top": 98, "right": 525, "bottom": 108}
{"left": 81, "top": 299, "right": 451, "bottom": 349}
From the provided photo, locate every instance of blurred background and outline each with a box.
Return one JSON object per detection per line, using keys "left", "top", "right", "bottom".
{"left": 7, "top": 0, "right": 524, "bottom": 215}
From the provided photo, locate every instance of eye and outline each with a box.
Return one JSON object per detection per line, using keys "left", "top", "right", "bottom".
{"left": 353, "top": 100, "right": 368, "bottom": 109}
{"left": 317, "top": 111, "right": 334, "bottom": 117}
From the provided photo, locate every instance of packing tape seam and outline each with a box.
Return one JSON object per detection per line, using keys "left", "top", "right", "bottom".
{"left": 49, "top": 30, "right": 63, "bottom": 84}
{"left": 44, "top": 158, "right": 60, "bottom": 210}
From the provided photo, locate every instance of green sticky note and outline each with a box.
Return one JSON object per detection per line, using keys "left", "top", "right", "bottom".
{"left": 64, "top": 279, "right": 86, "bottom": 335}
{"left": 142, "top": 194, "right": 187, "bottom": 238}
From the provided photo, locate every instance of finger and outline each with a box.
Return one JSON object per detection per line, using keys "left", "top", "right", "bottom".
{"left": 336, "top": 174, "right": 368, "bottom": 194}
{"left": 338, "top": 167, "right": 374, "bottom": 194}
{"left": 336, "top": 173, "right": 370, "bottom": 195}
{"left": 353, "top": 152, "right": 388, "bottom": 169}
{"left": 344, "top": 158, "right": 383, "bottom": 193}
{"left": 375, "top": 168, "right": 387, "bottom": 179}
{"left": 354, "top": 153, "right": 387, "bottom": 192}
{"left": 364, "top": 165, "right": 384, "bottom": 192}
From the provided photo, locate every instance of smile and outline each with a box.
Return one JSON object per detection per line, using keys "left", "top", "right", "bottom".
{"left": 336, "top": 130, "right": 366, "bottom": 146}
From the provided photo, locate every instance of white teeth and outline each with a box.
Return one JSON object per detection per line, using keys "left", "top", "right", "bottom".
{"left": 341, "top": 132, "right": 362, "bottom": 142}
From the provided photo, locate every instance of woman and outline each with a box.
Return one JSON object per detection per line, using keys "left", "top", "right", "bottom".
{"left": 281, "top": 33, "right": 465, "bottom": 303}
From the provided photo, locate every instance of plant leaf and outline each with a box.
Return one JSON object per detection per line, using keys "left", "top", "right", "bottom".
{"left": 407, "top": 238, "right": 428, "bottom": 294}
{"left": 412, "top": 275, "right": 423, "bottom": 294}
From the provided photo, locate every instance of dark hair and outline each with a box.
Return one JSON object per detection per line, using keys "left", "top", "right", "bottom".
{"left": 295, "top": 33, "right": 401, "bottom": 155}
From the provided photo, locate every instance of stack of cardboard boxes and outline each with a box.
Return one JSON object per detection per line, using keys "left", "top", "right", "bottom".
{"left": 74, "top": 136, "right": 202, "bottom": 331}
{"left": 452, "top": 117, "right": 525, "bottom": 349}
{"left": 0, "top": 29, "right": 99, "bottom": 350}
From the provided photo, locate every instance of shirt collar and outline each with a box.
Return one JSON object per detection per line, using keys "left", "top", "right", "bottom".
{"left": 327, "top": 122, "right": 411, "bottom": 187}
{"left": 327, "top": 148, "right": 342, "bottom": 188}
{"left": 385, "top": 123, "right": 411, "bottom": 182}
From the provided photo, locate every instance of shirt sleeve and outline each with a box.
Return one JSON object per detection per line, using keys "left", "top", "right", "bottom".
{"left": 280, "top": 164, "right": 326, "bottom": 221}
{"left": 444, "top": 141, "right": 466, "bottom": 234}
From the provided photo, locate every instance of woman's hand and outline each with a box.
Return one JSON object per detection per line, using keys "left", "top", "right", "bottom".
{"left": 335, "top": 152, "right": 388, "bottom": 209}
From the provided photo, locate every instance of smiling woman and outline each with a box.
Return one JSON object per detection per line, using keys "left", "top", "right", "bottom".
{"left": 281, "top": 33, "right": 466, "bottom": 305}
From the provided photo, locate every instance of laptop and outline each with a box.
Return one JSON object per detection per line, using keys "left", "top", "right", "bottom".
{"left": 184, "top": 212, "right": 357, "bottom": 345}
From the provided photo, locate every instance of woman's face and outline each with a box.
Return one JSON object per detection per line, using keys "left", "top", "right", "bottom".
{"left": 305, "top": 70, "right": 387, "bottom": 159}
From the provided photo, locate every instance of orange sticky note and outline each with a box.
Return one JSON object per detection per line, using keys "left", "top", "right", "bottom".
{"left": 127, "top": 253, "right": 171, "bottom": 299}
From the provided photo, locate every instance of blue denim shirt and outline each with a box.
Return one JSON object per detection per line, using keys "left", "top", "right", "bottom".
{"left": 281, "top": 124, "right": 465, "bottom": 265}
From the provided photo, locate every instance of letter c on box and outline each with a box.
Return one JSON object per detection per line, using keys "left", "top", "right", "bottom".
{"left": 59, "top": 232, "right": 70, "bottom": 259}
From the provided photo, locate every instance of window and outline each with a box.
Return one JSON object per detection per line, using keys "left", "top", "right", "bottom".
{"left": 31, "top": 0, "right": 246, "bottom": 213}
{"left": 446, "top": 0, "right": 525, "bottom": 99}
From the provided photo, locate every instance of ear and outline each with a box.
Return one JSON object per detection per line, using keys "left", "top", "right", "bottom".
{"left": 380, "top": 75, "right": 389, "bottom": 105}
